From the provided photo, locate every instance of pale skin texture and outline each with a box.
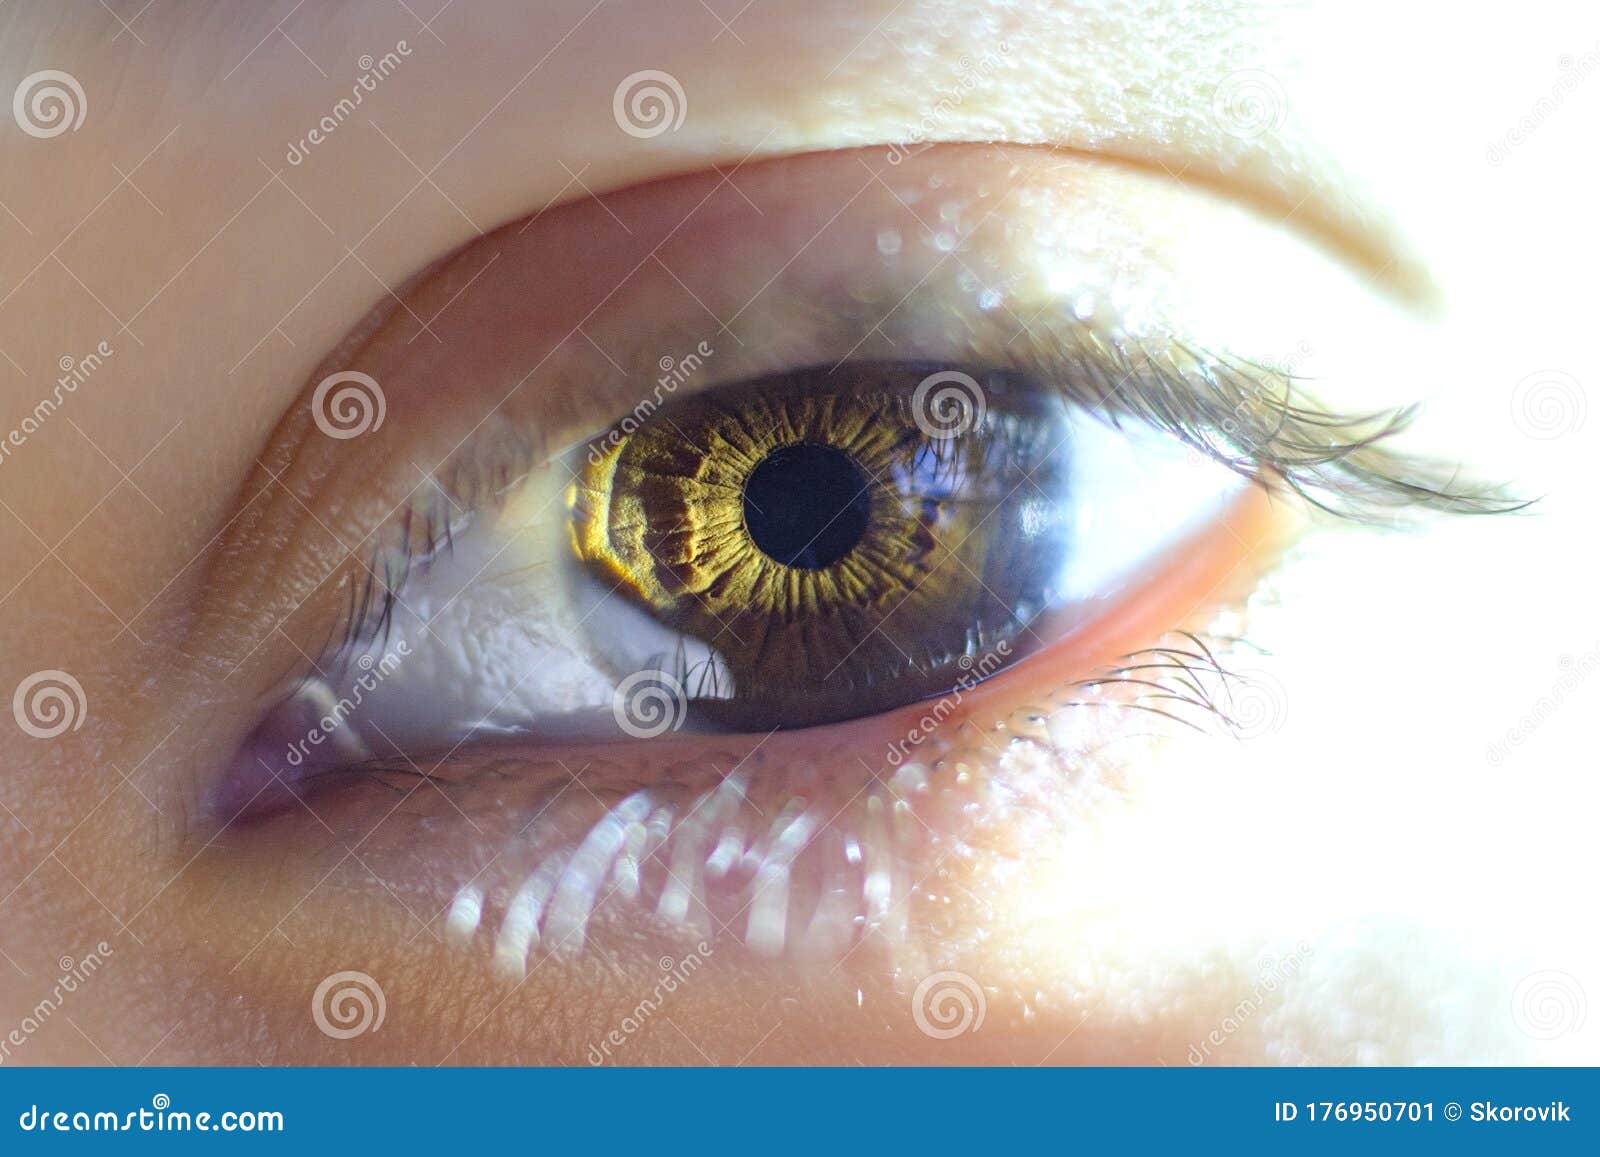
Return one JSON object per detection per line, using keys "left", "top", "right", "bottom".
{"left": 0, "top": 0, "right": 1597, "bottom": 1065}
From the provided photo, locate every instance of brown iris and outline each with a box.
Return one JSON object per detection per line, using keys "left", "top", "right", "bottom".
{"left": 567, "top": 363, "right": 1073, "bottom": 728}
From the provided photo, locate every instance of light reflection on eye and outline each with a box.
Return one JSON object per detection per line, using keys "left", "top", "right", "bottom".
{"left": 190, "top": 145, "right": 1502, "bottom": 976}
{"left": 228, "top": 357, "right": 1244, "bottom": 775}
{"left": 565, "top": 360, "right": 1074, "bottom": 730}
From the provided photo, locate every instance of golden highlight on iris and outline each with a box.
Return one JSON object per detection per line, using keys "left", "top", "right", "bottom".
{"left": 568, "top": 363, "right": 1073, "bottom": 727}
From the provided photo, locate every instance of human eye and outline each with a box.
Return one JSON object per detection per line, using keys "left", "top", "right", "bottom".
{"left": 177, "top": 139, "right": 1505, "bottom": 1008}
{"left": 246, "top": 362, "right": 1241, "bottom": 751}
{"left": 10, "top": 0, "right": 1569, "bottom": 1071}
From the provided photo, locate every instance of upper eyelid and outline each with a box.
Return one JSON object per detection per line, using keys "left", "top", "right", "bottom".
{"left": 325, "top": 336, "right": 1508, "bottom": 661}
{"left": 219, "top": 143, "right": 1514, "bottom": 669}
{"left": 1082, "top": 149, "right": 1437, "bottom": 315}
{"left": 1005, "top": 341, "right": 1514, "bottom": 520}
{"left": 133, "top": 3, "right": 1385, "bottom": 276}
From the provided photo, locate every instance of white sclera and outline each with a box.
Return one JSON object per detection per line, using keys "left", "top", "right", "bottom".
{"left": 289, "top": 408, "right": 1245, "bottom": 757}
{"left": 1056, "top": 409, "right": 1246, "bottom": 603}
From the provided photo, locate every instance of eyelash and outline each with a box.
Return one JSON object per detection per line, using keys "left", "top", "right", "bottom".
{"left": 242, "top": 347, "right": 1517, "bottom": 964}
{"left": 323, "top": 344, "right": 1515, "bottom": 685}
{"left": 263, "top": 627, "right": 1283, "bottom": 992}
{"left": 1008, "top": 340, "right": 1518, "bottom": 518}
{"left": 296, "top": 628, "right": 1250, "bottom": 796}
{"left": 330, "top": 429, "right": 539, "bottom": 660}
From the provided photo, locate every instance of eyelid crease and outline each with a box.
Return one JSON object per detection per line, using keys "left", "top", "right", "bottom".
{"left": 221, "top": 141, "right": 1522, "bottom": 736}
{"left": 506, "top": 141, "right": 1438, "bottom": 318}
{"left": 1021, "top": 144, "right": 1441, "bottom": 318}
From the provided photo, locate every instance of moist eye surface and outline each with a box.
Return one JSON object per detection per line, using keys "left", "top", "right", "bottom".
{"left": 742, "top": 443, "right": 872, "bottom": 569}
{"left": 567, "top": 362, "right": 1075, "bottom": 729}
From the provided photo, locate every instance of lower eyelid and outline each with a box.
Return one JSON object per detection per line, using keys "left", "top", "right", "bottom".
{"left": 204, "top": 483, "right": 1284, "bottom": 976}
{"left": 164, "top": 143, "right": 1357, "bottom": 987}
{"left": 188, "top": 143, "right": 1469, "bottom": 783}
{"left": 213, "top": 392, "right": 1270, "bottom": 812}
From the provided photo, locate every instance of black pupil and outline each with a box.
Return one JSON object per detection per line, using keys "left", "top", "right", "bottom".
{"left": 743, "top": 443, "right": 871, "bottom": 569}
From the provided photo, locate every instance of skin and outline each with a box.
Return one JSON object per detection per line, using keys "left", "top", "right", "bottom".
{"left": 0, "top": 0, "right": 1596, "bottom": 1065}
